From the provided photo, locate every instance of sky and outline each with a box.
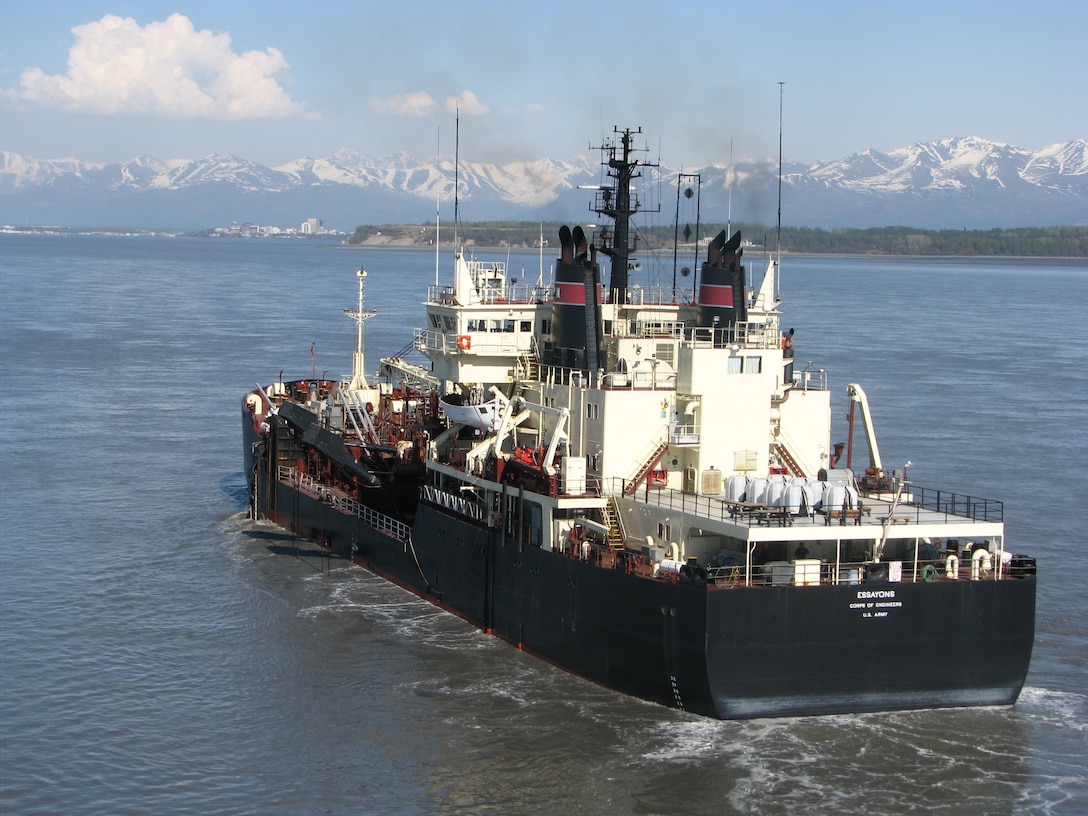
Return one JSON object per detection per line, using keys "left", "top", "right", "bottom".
{"left": 1, "top": 0, "right": 1085, "bottom": 169}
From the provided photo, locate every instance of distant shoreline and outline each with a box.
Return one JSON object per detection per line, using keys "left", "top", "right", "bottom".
{"left": 344, "top": 222, "right": 1088, "bottom": 258}
{"left": 336, "top": 246, "right": 1088, "bottom": 262}
{"left": 3, "top": 225, "right": 1086, "bottom": 259}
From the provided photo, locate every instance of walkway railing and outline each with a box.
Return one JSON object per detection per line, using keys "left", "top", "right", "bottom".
{"left": 610, "top": 478, "right": 1004, "bottom": 526}
{"left": 277, "top": 465, "right": 410, "bottom": 541}
{"left": 897, "top": 485, "right": 1004, "bottom": 522}
{"left": 703, "top": 558, "right": 967, "bottom": 587}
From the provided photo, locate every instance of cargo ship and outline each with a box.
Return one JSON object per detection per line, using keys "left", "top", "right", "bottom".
{"left": 242, "top": 128, "right": 1035, "bottom": 719}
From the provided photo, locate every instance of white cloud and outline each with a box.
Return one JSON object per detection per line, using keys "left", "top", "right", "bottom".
{"left": 368, "top": 91, "right": 439, "bottom": 117}
{"left": 368, "top": 89, "right": 490, "bottom": 118}
{"left": 445, "top": 91, "right": 489, "bottom": 116}
{"left": 10, "top": 14, "right": 306, "bottom": 119}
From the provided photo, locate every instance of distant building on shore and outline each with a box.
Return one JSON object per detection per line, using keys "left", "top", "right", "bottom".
{"left": 206, "top": 218, "right": 341, "bottom": 238}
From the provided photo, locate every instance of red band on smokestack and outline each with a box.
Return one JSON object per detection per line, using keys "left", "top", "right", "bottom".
{"left": 698, "top": 283, "right": 733, "bottom": 307}
{"left": 554, "top": 282, "right": 588, "bottom": 306}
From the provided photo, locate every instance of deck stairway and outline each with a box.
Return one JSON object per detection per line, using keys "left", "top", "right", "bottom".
{"left": 771, "top": 441, "right": 805, "bottom": 477}
{"left": 601, "top": 499, "right": 626, "bottom": 551}
{"left": 624, "top": 440, "right": 669, "bottom": 495}
{"left": 517, "top": 350, "right": 540, "bottom": 383}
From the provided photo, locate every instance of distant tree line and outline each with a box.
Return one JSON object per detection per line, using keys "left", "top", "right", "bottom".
{"left": 348, "top": 222, "right": 1088, "bottom": 257}
{"left": 770, "top": 225, "right": 1088, "bottom": 256}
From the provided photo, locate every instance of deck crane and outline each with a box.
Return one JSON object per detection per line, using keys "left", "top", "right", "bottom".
{"left": 845, "top": 383, "right": 892, "bottom": 492}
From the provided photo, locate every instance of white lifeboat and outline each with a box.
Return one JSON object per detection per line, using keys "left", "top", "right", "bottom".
{"left": 440, "top": 393, "right": 501, "bottom": 431}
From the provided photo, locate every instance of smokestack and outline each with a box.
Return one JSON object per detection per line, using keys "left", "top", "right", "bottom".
{"left": 550, "top": 225, "right": 603, "bottom": 372}
{"left": 697, "top": 230, "right": 746, "bottom": 333}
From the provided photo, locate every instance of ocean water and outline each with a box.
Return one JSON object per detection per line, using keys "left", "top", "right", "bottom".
{"left": 1, "top": 234, "right": 1085, "bottom": 816}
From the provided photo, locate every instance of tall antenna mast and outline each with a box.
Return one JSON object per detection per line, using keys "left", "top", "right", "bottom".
{"left": 590, "top": 127, "right": 655, "bottom": 306}
{"left": 345, "top": 268, "right": 376, "bottom": 390}
{"left": 454, "top": 107, "right": 462, "bottom": 248}
{"left": 435, "top": 126, "right": 441, "bottom": 286}
{"left": 776, "top": 82, "right": 785, "bottom": 270}
{"left": 727, "top": 138, "right": 734, "bottom": 236}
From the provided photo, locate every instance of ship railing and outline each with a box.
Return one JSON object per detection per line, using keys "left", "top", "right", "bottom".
{"left": 599, "top": 318, "right": 779, "bottom": 351}
{"left": 584, "top": 475, "right": 604, "bottom": 497}
{"left": 414, "top": 327, "right": 436, "bottom": 353}
{"left": 379, "top": 353, "right": 440, "bottom": 391}
{"left": 622, "top": 286, "right": 695, "bottom": 306}
{"left": 608, "top": 319, "right": 686, "bottom": 340}
{"left": 609, "top": 477, "right": 1004, "bottom": 527}
{"left": 277, "top": 465, "right": 410, "bottom": 541}
{"left": 426, "top": 282, "right": 552, "bottom": 306}
{"left": 414, "top": 327, "right": 534, "bottom": 357}
{"left": 279, "top": 465, "right": 321, "bottom": 494}
{"left": 908, "top": 485, "right": 1003, "bottom": 522}
{"left": 330, "top": 495, "right": 412, "bottom": 542}
{"left": 703, "top": 556, "right": 1004, "bottom": 587}
{"left": 606, "top": 478, "right": 739, "bottom": 524}
{"left": 478, "top": 282, "right": 553, "bottom": 305}
{"left": 669, "top": 422, "right": 700, "bottom": 445}
{"left": 857, "top": 485, "right": 1004, "bottom": 523}
{"left": 427, "top": 285, "right": 458, "bottom": 305}
{"left": 679, "top": 321, "right": 780, "bottom": 350}
{"left": 791, "top": 367, "right": 829, "bottom": 391}
{"left": 538, "top": 364, "right": 677, "bottom": 391}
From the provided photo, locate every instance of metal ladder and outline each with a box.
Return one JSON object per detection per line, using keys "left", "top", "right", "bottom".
{"left": 601, "top": 498, "right": 626, "bottom": 551}
{"left": 624, "top": 439, "right": 669, "bottom": 495}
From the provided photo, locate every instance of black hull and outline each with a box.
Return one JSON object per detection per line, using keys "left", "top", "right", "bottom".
{"left": 256, "top": 474, "right": 1035, "bottom": 720}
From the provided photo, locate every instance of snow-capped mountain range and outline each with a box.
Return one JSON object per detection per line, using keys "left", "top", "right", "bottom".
{"left": 2, "top": 137, "right": 1085, "bottom": 230}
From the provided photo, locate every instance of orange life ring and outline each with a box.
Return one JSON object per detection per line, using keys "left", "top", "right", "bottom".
{"left": 457, "top": 335, "right": 471, "bottom": 350}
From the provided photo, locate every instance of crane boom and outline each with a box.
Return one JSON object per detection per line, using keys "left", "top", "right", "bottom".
{"left": 846, "top": 383, "right": 883, "bottom": 474}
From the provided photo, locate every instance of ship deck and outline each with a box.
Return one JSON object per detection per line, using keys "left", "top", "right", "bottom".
{"left": 617, "top": 483, "right": 1005, "bottom": 543}
{"left": 271, "top": 462, "right": 1023, "bottom": 591}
